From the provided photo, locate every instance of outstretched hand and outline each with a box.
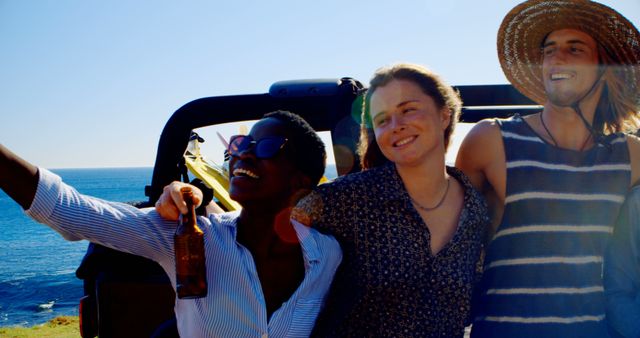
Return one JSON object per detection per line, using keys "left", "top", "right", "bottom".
{"left": 155, "top": 181, "right": 204, "bottom": 221}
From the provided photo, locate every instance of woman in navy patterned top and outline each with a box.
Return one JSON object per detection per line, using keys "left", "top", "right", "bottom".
{"left": 294, "top": 63, "right": 490, "bottom": 337}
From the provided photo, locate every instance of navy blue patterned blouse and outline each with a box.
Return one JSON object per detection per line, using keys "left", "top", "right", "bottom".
{"left": 295, "top": 163, "right": 489, "bottom": 337}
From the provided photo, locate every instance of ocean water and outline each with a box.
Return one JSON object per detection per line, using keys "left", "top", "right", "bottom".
{"left": 0, "top": 167, "right": 153, "bottom": 327}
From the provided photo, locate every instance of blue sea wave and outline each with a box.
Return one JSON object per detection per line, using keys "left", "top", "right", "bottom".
{"left": 0, "top": 273, "right": 83, "bottom": 327}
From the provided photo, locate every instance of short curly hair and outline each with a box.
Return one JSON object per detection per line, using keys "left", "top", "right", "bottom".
{"left": 263, "top": 110, "right": 326, "bottom": 186}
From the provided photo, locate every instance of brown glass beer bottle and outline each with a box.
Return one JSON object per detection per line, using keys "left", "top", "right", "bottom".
{"left": 174, "top": 187, "right": 207, "bottom": 298}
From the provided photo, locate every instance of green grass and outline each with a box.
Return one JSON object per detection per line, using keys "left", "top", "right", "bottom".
{"left": 0, "top": 316, "right": 80, "bottom": 338}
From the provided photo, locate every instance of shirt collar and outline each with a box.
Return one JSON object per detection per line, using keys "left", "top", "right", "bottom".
{"left": 217, "top": 211, "right": 241, "bottom": 237}
{"left": 377, "top": 162, "right": 411, "bottom": 206}
{"left": 291, "top": 219, "right": 321, "bottom": 263}
{"left": 216, "top": 211, "right": 320, "bottom": 263}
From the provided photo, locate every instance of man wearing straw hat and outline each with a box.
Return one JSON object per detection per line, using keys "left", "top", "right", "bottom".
{"left": 456, "top": 0, "right": 640, "bottom": 337}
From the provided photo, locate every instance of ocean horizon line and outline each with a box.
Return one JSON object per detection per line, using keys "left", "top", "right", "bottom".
{"left": 48, "top": 166, "right": 154, "bottom": 170}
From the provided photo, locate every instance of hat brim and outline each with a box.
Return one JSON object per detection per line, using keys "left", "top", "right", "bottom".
{"left": 497, "top": 0, "right": 640, "bottom": 104}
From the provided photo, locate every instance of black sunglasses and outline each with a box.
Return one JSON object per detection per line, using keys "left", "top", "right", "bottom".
{"left": 227, "top": 135, "right": 288, "bottom": 159}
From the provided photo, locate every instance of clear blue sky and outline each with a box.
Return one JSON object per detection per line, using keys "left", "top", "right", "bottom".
{"left": 1, "top": 1, "right": 638, "bottom": 169}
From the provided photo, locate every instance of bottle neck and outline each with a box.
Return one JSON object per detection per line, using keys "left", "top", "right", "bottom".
{"left": 178, "top": 188, "right": 200, "bottom": 232}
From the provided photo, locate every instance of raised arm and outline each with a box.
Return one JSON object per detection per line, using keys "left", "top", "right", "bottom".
{"left": 1, "top": 143, "right": 181, "bottom": 265}
{"left": 0, "top": 143, "right": 39, "bottom": 210}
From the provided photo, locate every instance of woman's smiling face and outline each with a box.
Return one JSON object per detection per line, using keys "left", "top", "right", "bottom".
{"left": 228, "top": 117, "right": 299, "bottom": 208}
{"left": 369, "top": 79, "right": 449, "bottom": 168}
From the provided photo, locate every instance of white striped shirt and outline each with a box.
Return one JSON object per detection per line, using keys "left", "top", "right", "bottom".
{"left": 26, "top": 168, "right": 342, "bottom": 338}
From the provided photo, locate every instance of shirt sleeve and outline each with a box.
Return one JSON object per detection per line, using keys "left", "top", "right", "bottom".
{"left": 293, "top": 189, "right": 325, "bottom": 228}
{"left": 293, "top": 179, "right": 359, "bottom": 242}
{"left": 604, "top": 186, "right": 640, "bottom": 338}
{"left": 25, "top": 167, "right": 177, "bottom": 267}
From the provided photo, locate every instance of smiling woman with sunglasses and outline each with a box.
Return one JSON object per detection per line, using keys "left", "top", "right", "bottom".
{"left": 154, "top": 110, "right": 342, "bottom": 337}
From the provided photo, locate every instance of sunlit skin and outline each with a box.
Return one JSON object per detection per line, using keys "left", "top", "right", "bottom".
{"left": 369, "top": 79, "right": 450, "bottom": 169}
{"left": 542, "top": 28, "right": 602, "bottom": 109}
{"left": 532, "top": 29, "right": 603, "bottom": 151}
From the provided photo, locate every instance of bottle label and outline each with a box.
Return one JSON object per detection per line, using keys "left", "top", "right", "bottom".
{"left": 174, "top": 235, "right": 206, "bottom": 275}
{"left": 174, "top": 234, "right": 208, "bottom": 298}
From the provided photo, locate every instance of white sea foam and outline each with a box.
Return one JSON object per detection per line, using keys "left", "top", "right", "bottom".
{"left": 37, "top": 301, "right": 55, "bottom": 311}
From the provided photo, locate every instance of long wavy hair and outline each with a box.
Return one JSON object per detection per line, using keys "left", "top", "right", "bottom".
{"left": 594, "top": 44, "right": 640, "bottom": 134}
{"left": 357, "top": 63, "right": 462, "bottom": 170}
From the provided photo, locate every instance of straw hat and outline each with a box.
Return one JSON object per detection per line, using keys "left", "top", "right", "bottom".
{"left": 497, "top": 0, "right": 640, "bottom": 104}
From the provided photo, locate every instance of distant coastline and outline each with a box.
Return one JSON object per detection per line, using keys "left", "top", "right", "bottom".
{"left": 48, "top": 166, "right": 154, "bottom": 170}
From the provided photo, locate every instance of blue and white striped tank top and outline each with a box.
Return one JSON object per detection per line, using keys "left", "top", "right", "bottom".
{"left": 471, "top": 115, "right": 631, "bottom": 338}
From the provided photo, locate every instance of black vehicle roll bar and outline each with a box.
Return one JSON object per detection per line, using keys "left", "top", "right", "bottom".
{"left": 145, "top": 77, "right": 365, "bottom": 203}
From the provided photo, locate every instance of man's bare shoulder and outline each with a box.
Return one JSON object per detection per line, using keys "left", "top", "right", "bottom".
{"left": 626, "top": 133, "right": 640, "bottom": 186}
{"left": 456, "top": 118, "right": 507, "bottom": 222}
{"left": 456, "top": 118, "right": 506, "bottom": 189}
{"left": 460, "top": 118, "right": 504, "bottom": 150}
{"left": 626, "top": 133, "right": 640, "bottom": 147}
